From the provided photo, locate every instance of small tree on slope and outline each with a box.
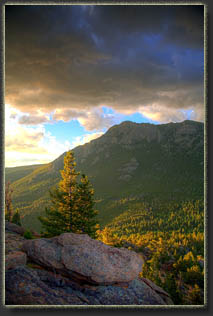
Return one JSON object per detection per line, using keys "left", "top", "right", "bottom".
{"left": 11, "top": 208, "right": 21, "bottom": 226}
{"left": 5, "top": 181, "right": 13, "bottom": 222}
{"left": 38, "top": 150, "right": 99, "bottom": 238}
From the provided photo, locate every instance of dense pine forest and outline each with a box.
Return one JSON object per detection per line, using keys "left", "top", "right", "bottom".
{"left": 98, "top": 199, "right": 204, "bottom": 304}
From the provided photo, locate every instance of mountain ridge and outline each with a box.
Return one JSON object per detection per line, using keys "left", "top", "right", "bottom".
{"left": 5, "top": 120, "right": 204, "bottom": 232}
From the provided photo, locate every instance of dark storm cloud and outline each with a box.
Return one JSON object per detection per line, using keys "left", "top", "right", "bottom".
{"left": 5, "top": 4, "right": 204, "bottom": 124}
{"left": 87, "top": 5, "right": 204, "bottom": 49}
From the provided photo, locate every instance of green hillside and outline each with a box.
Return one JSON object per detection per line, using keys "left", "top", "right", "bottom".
{"left": 5, "top": 164, "right": 43, "bottom": 184}
{"left": 5, "top": 120, "right": 204, "bottom": 232}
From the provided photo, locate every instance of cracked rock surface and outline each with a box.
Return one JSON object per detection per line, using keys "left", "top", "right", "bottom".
{"left": 6, "top": 266, "right": 170, "bottom": 305}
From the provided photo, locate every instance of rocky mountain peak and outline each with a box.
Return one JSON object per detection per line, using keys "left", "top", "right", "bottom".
{"left": 54, "top": 120, "right": 203, "bottom": 163}
{"left": 98, "top": 121, "right": 158, "bottom": 146}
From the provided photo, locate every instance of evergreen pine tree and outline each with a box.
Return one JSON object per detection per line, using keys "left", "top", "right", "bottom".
{"left": 38, "top": 189, "right": 69, "bottom": 237}
{"left": 75, "top": 174, "right": 99, "bottom": 238}
{"left": 39, "top": 150, "right": 99, "bottom": 238}
{"left": 11, "top": 208, "right": 21, "bottom": 226}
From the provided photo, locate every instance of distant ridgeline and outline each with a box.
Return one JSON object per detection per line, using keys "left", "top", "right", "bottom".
{"left": 5, "top": 120, "right": 204, "bottom": 232}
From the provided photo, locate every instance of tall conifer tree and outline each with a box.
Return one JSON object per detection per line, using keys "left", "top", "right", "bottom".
{"left": 75, "top": 174, "right": 99, "bottom": 238}
{"left": 39, "top": 150, "right": 98, "bottom": 238}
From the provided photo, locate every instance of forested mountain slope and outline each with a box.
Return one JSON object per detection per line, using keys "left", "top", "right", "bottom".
{"left": 5, "top": 120, "right": 204, "bottom": 231}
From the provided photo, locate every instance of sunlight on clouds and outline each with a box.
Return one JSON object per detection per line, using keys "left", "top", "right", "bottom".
{"left": 5, "top": 100, "right": 203, "bottom": 167}
{"left": 40, "top": 131, "right": 71, "bottom": 157}
{"left": 53, "top": 108, "right": 86, "bottom": 122}
{"left": 5, "top": 105, "right": 71, "bottom": 167}
{"left": 77, "top": 108, "right": 115, "bottom": 131}
{"left": 53, "top": 107, "right": 116, "bottom": 131}
{"left": 190, "top": 107, "right": 205, "bottom": 122}
{"left": 6, "top": 104, "right": 47, "bottom": 152}
{"left": 5, "top": 104, "right": 104, "bottom": 167}
{"left": 112, "top": 108, "right": 136, "bottom": 116}
{"left": 138, "top": 104, "right": 191, "bottom": 123}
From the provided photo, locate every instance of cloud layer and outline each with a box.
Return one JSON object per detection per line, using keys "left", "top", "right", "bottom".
{"left": 5, "top": 105, "right": 103, "bottom": 167}
{"left": 5, "top": 5, "right": 204, "bottom": 127}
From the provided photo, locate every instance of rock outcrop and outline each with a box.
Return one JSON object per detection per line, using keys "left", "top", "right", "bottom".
{"left": 5, "top": 266, "right": 171, "bottom": 305}
{"left": 5, "top": 231, "right": 25, "bottom": 255}
{"left": 5, "top": 221, "right": 25, "bottom": 236}
{"left": 5, "top": 223, "right": 173, "bottom": 306}
{"left": 5, "top": 251, "right": 27, "bottom": 271}
{"left": 22, "top": 232, "right": 143, "bottom": 285}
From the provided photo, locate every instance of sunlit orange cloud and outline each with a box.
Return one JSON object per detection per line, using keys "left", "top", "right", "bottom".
{"left": 138, "top": 104, "right": 204, "bottom": 123}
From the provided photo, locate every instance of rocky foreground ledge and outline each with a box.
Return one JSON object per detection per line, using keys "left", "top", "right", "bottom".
{"left": 5, "top": 222, "right": 173, "bottom": 305}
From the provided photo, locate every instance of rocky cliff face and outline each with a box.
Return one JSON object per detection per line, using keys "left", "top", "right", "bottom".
{"left": 74, "top": 120, "right": 203, "bottom": 152}
{"left": 5, "top": 222, "right": 173, "bottom": 306}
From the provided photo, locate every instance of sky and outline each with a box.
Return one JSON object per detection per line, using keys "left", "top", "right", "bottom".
{"left": 5, "top": 4, "right": 204, "bottom": 167}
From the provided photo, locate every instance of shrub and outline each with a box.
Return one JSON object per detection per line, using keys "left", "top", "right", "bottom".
{"left": 24, "top": 230, "right": 33, "bottom": 239}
